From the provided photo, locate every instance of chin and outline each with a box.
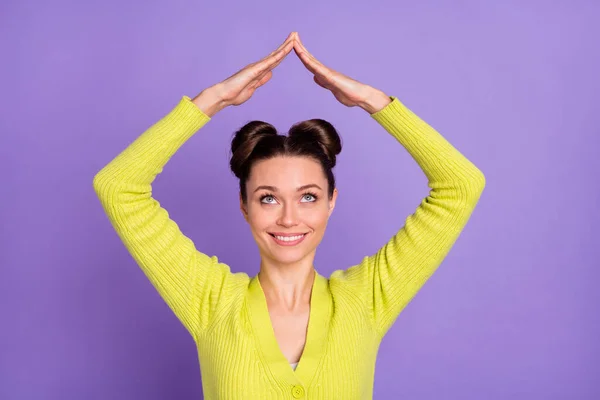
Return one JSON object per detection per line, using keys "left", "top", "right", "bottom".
{"left": 265, "top": 239, "right": 311, "bottom": 257}
{"left": 272, "top": 253, "right": 310, "bottom": 266}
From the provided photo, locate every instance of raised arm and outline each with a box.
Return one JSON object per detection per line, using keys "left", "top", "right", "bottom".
{"left": 334, "top": 94, "right": 485, "bottom": 338}
{"left": 291, "top": 34, "right": 485, "bottom": 338}
{"left": 93, "top": 91, "right": 238, "bottom": 339}
{"left": 93, "top": 32, "right": 298, "bottom": 339}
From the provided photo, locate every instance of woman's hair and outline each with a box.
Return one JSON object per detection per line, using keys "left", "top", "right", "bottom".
{"left": 230, "top": 118, "right": 342, "bottom": 205}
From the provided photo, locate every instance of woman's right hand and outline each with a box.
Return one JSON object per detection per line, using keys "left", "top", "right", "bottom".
{"left": 193, "top": 32, "right": 296, "bottom": 116}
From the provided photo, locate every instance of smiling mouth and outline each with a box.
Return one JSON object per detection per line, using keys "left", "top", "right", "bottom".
{"left": 268, "top": 232, "right": 309, "bottom": 245}
{"left": 268, "top": 233, "right": 309, "bottom": 237}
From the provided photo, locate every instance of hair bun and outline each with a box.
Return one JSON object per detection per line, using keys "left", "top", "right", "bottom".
{"left": 230, "top": 120, "right": 281, "bottom": 179}
{"left": 228, "top": 117, "right": 343, "bottom": 204}
{"left": 288, "top": 119, "right": 342, "bottom": 169}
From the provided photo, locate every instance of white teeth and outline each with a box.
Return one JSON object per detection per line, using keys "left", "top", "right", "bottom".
{"left": 274, "top": 234, "right": 305, "bottom": 242}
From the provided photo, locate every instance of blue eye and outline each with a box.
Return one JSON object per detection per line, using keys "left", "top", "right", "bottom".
{"left": 261, "top": 195, "right": 276, "bottom": 204}
{"left": 259, "top": 192, "right": 319, "bottom": 204}
{"left": 302, "top": 193, "right": 317, "bottom": 202}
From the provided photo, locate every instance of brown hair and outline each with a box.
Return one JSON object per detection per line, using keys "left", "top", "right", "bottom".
{"left": 230, "top": 119, "right": 342, "bottom": 205}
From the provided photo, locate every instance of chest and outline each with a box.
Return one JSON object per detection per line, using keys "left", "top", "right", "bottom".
{"left": 268, "top": 307, "right": 310, "bottom": 364}
{"left": 196, "top": 280, "right": 382, "bottom": 398}
{"left": 198, "top": 321, "right": 377, "bottom": 399}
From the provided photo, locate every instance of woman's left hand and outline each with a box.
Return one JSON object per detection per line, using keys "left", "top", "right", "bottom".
{"left": 292, "top": 33, "right": 391, "bottom": 113}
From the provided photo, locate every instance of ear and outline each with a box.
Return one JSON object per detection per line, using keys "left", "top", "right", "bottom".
{"left": 328, "top": 187, "right": 338, "bottom": 217}
{"left": 240, "top": 192, "right": 249, "bottom": 222}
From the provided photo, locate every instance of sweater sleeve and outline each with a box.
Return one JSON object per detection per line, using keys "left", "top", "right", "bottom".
{"left": 331, "top": 96, "right": 486, "bottom": 339}
{"left": 92, "top": 95, "right": 241, "bottom": 340}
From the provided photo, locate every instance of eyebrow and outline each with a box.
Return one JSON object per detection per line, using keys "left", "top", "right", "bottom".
{"left": 253, "top": 184, "right": 323, "bottom": 193}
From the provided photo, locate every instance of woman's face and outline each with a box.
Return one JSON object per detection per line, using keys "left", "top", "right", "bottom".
{"left": 240, "top": 156, "right": 337, "bottom": 266}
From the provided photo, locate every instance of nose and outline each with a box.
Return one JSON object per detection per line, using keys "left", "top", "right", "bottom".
{"left": 277, "top": 203, "right": 300, "bottom": 227}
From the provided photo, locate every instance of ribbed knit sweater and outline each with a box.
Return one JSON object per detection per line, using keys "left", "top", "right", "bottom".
{"left": 93, "top": 94, "right": 485, "bottom": 399}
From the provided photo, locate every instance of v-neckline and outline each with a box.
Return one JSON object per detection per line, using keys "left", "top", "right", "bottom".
{"left": 247, "top": 270, "right": 332, "bottom": 387}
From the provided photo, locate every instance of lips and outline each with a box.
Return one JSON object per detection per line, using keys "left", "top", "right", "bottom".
{"left": 268, "top": 232, "right": 309, "bottom": 237}
{"left": 269, "top": 232, "right": 309, "bottom": 246}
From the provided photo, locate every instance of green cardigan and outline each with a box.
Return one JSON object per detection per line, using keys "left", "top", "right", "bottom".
{"left": 93, "top": 94, "right": 485, "bottom": 399}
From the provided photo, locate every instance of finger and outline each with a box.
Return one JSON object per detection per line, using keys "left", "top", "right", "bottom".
{"left": 261, "top": 32, "right": 294, "bottom": 62}
{"left": 267, "top": 38, "right": 295, "bottom": 70}
{"left": 254, "top": 40, "right": 293, "bottom": 76}
{"left": 274, "top": 32, "right": 295, "bottom": 54}
{"left": 295, "top": 34, "right": 312, "bottom": 58}
{"left": 253, "top": 57, "right": 279, "bottom": 87}
{"left": 255, "top": 70, "right": 273, "bottom": 89}
{"left": 294, "top": 37, "right": 330, "bottom": 78}
{"left": 244, "top": 34, "right": 292, "bottom": 79}
{"left": 296, "top": 47, "right": 331, "bottom": 80}
{"left": 296, "top": 34, "right": 322, "bottom": 66}
{"left": 313, "top": 74, "right": 330, "bottom": 89}
{"left": 295, "top": 48, "right": 319, "bottom": 75}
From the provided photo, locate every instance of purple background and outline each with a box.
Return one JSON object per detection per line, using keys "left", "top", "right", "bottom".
{"left": 1, "top": 0, "right": 598, "bottom": 398}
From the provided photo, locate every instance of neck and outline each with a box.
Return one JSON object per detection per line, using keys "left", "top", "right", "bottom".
{"left": 258, "top": 263, "right": 316, "bottom": 312}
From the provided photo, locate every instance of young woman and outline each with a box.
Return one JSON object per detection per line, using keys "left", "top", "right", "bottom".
{"left": 93, "top": 32, "right": 485, "bottom": 399}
